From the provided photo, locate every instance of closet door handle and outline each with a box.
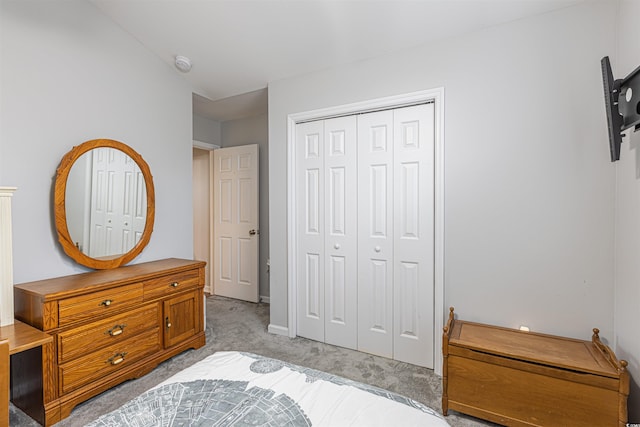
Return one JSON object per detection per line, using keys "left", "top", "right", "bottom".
{"left": 334, "top": 243, "right": 340, "bottom": 250}
{"left": 374, "top": 246, "right": 381, "bottom": 253}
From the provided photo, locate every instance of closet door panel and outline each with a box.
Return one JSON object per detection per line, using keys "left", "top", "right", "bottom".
{"left": 357, "top": 110, "right": 394, "bottom": 358}
{"left": 296, "top": 121, "right": 325, "bottom": 342}
{"left": 393, "top": 104, "right": 435, "bottom": 367}
{"left": 324, "top": 116, "right": 357, "bottom": 349}
{"left": 295, "top": 102, "right": 436, "bottom": 369}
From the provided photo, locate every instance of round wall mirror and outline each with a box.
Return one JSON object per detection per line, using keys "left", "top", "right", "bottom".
{"left": 54, "top": 139, "right": 155, "bottom": 269}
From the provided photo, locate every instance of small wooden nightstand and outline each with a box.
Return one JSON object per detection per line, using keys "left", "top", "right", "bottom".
{"left": 0, "top": 320, "right": 53, "bottom": 426}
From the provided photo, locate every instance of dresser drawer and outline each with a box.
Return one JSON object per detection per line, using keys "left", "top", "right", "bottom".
{"left": 143, "top": 269, "right": 200, "bottom": 300}
{"left": 57, "top": 304, "right": 159, "bottom": 363}
{"left": 59, "top": 327, "right": 161, "bottom": 395}
{"left": 58, "top": 283, "right": 144, "bottom": 326}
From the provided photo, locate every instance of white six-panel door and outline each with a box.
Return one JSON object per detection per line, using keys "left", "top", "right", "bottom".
{"left": 357, "top": 109, "right": 395, "bottom": 358}
{"left": 392, "top": 104, "right": 434, "bottom": 367}
{"left": 213, "top": 145, "right": 259, "bottom": 303}
{"left": 296, "top": 120, "right": 326, "bottom": 342}
{"left": 296, "top": 104, "right": 434, "bottom": 367}
{"left": 323, "top": 116, "right": 358, "bottom": 349}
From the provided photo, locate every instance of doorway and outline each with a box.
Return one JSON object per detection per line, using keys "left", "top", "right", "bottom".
{"left": 193, "top": 143, "right": 260, "bottom": 302}
{"left": 212, "top": 144, "right": 260, "bottom": 303}
{"left": 193, "top": 146, "right": 214, "bottom": 293}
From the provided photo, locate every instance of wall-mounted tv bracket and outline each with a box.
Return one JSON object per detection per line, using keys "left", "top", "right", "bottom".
{"left": 602, "top": 56, "right": 640, "bottom": 162}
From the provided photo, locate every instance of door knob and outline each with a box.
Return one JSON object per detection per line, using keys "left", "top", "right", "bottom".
{"left": 334, "top": 243, "right": 340, "bottom": 250}
{"left": 249, "top": 229, "right": 259, "bottom": 235}
{"left": 374, "top": 246, "right": 381, "bottom": 253}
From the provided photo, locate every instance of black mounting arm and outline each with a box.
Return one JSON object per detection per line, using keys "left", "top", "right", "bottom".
{"left": 601, "top": 56, "right": 640, "bottom": 162}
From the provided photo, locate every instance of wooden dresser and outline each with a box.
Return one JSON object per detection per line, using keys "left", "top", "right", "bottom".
{"left": 13, "top": 258, "right": 206, "bottom": 426}
{"left": 442, "top": 308, "right": 629, "bottom": 427}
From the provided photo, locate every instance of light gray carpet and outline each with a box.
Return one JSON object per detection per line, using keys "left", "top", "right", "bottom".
{"left": 10, "top": 295, "right": 494, "bottom": 426}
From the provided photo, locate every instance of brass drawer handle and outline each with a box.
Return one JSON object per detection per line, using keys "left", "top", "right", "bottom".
{"left": 170, "top": 282, "right": 179, "bottom": 288}
{"left": 106, "top": 324, "right": 127, "bottom": 337}
{"left": 100, "top": 299, "right": 113, "bottom": 307}
{"left": 166, "top": 316, "right": 171, "bottom": 329}
{"left": 108, "top": 352, "right": 127, "bottom": 366}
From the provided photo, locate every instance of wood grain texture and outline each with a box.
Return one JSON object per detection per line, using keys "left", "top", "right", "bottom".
{"left": 143, "top": 268, "right": 200, "bottom": 300}
{"left": 0, "top": 339, "right": 8, "bottom": 427}
{"left": 43, "top": 302, "right": 58, "bottom": 331}
{"left": 53, "top": 139, "right": 155, "bottom": 270}
{"left": 57, "top": 304, "right": 158, "bottom": 363}
{"left": 451, "top": 322, "right": 618, "bottom": 377}
{"left": 448, "top": 354, "right": 620, "bottom": 426}
{"left": 0, "top": 320, "right": 52, "bottom": 354}
{"left": 58, "top": 327, "right": 161, "bottom": 395}
{"left": 12, "top": 258, "right": 206, "bottom": 426}
{"left": 57, "top": 283, "right": 143, "bottom": 326}
{"left": 14, "top": 258, "right": 205, "bottom": 300}
{"left": 42, "top": 340, "right": 57, "bottom": 410}
{"left": 56, "top": 331, "right": 205, "bottom": 422}
{"left": 163, "top": 291, "right": 199, "bottom": 348}
{"left": 441, "top": 307, "right": 453, "bottom": 416}
{"left": 442, "top": 308, "right": 629, "bottom": 427}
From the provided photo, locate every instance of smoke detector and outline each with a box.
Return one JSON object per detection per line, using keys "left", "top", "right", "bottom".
{"left": 174, "top": 55, "right": 192, "bottom": 73}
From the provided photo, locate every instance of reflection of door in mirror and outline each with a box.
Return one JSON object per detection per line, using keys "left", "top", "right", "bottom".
{"left": 89, "top": 147, "right": 147, "bottom": 258}
{"left": 66, "top": 148, "right": 147, "bottom": 259}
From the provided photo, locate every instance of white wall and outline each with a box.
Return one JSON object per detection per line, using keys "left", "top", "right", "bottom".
{"left": 614, "top": 0, "right": 640, "bottom": 419}
{"left": 193, "top": 114, "right": 222, "bottom": 146}
{"left": 0, "top": 1, "right": 195, "bottom": 282}
{"left": 221, "top": 114, "right": 270, "bottom": 299}
{"left": 268, "top": 2, "right": 618, "bottom": 346}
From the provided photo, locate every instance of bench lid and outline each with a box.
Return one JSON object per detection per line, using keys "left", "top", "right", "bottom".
{"left": 449, "top": 321, "right": 619, "bottom": 378}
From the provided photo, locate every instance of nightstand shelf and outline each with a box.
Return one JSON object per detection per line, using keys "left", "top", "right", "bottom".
{"left": 0, "top": 320, "right": 53, "bottom": 426}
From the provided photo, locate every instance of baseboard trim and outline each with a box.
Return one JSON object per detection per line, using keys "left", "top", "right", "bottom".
{"left": 259, "top": 296, "right": 270, "bottom": 303}
{"left": 268, "top": 324, "right": 289, "bottom": 336}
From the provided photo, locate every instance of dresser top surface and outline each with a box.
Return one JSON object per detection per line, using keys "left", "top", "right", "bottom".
{"left": 449, "top": 320, "right": 619, "bottom": 378}
{"left": 14, "top": 258, "right": 205, "bottom": 298}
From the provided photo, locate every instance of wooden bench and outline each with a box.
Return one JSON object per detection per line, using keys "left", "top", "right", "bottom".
{"left": 442, "top": 308, "right": 629, "bottom": 426}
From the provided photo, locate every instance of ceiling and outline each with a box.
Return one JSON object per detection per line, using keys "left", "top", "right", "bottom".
{"left": 90, "top": 0, "right": 583, "bottom": 122}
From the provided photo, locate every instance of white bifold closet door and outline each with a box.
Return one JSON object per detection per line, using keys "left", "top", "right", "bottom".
{"left": 357, "top": 104, "right": 434, "bottom": 367}
{"left": 296, "top": 103, "right": 434, "bottom": 368}
{"left": 296, "top": 116, "right": 358, "bottom": 349}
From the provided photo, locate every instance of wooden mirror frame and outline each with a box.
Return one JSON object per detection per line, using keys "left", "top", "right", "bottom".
{"left": 54, "top": 139, "right": 155, "bottom": 269}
